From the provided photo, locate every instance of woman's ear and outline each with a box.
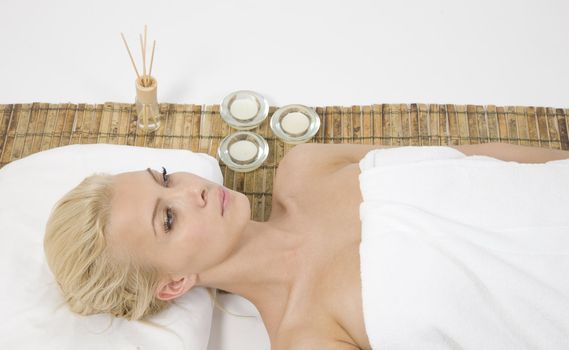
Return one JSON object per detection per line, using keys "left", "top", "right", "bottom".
{"left": 155, "top": 274, "right": 197, "bottom": 301}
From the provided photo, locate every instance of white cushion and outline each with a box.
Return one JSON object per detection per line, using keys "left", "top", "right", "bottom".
{"left": 0, "top": 144, "right": 223, "bottom": 350}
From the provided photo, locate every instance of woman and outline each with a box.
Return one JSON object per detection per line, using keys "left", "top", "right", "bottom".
{"left": 43, "top": 142, "right": 569, "bottom": 349}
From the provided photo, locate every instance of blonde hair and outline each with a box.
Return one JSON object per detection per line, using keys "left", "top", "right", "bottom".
{"left": 43, "top": 173, "right": 243, "bottom": 322}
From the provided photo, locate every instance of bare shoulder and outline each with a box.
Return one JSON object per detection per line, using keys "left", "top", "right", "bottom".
{"left": 277, "top": 143, "right": 353, "bottom": 176}
{"left": 273, "top": 143, "right": 353, "bottom": 200}
{"left": 281, "top": 142, "right": 397, "bottom": 165}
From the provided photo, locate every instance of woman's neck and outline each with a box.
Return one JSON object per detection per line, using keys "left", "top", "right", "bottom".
{"left": 195, "top": 218, "right": 307, "bottom": 338}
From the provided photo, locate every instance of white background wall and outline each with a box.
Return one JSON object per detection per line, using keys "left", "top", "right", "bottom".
{"left": 1, "top": 0, "right": 568, "bottom": 108}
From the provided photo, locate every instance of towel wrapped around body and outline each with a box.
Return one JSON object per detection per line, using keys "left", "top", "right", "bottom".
{"left": 357, "top": 146, "right": 569, "bottom": 350}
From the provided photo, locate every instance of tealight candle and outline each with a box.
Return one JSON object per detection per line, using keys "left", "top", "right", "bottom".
{"left": 230, "top": 98, "right": 258, "bottom": 120}
{"left": 281, "top": 112, "right": 309, "bottom": 135}
{"left": 229, "top": 140, "right": 258, "bottom": 162}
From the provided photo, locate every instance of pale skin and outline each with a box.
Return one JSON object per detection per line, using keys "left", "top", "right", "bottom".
{"left": 106, "top": 142, "right": 569, "bottom": 350}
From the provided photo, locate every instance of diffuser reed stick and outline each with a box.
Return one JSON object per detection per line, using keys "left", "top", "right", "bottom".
{"left": 120, "top": 32, "right": 141, "bottom": 81}
{"left": 143, "top": 25, "right": 148, "bottom": 86}
{"left": 148, "top": 40, "right": 156, "bottom": 79}
{"left": 121, "top": 25, "right": 156, "bottom": 87}
{"left": 140, "top": 34, "right": 147, "bottom": 85}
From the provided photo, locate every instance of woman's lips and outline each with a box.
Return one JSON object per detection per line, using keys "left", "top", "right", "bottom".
{"left": 219, "top": 187, "right": 229, "bottom": 216}
{"left": 219, "top": 187, "right": 224, "bottom": 216}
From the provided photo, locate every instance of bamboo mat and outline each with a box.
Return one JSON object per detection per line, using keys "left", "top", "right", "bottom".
{"left": 1, "top": 102, "right": 568, "bottom": 221}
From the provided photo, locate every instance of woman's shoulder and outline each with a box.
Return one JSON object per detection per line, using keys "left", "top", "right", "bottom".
{"left": 274, "top": 144, "right": 353, "bottom": 193}
{"left": 279, "top": 143, "right": 350, "bottom": 174}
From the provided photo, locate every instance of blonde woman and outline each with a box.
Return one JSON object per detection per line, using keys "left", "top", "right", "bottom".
{"left": 43, "top": 142, "right": 569, "bottom": 350}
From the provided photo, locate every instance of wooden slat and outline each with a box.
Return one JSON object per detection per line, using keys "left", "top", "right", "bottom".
{"left": 565, "top": 108, "right": 569, "bottom": 150}
{"left": 518, "top": 106, "right": 531, "bottom": 146}
{"left": 439, "top": 104, "right": 448, "bottom": 145}
{"left": 391, "top": 103, "right": 402, "bottom": 146}
{"left": 446, "top": 104, "right": 459, "bottom": 146}
{"left": 546, "top": 107, "right": 561, "bottom": 150}
{"left": 372, "top": 104, "right": 382, "bottom": 145}
{"left": 11, "top": 103, "right": 33, "bottom": 160}
{"left": 505, "top": 106, "right": 518, "bottom": 144}
{"left": 190, "top": 105, "right": 202, "bottom": 152}
{"left": 20, "top": 103, "right": 41, "bottom": 158}
{"left": 170, "top": 104, "right": 185, "bottom": 149}
{"left": 418, "top": 104, "right": 429, "bottom": 145}
{"left": 428, "top": 104, "right": 440, "bottom": 146}
{"left": 341, "top": 106, "right": 352, "bottom": 144}
{"left": 75, "top": 105, "right": 87, "bottom": 145}
{"left": 199, "top": 105, "right": 213, "bottom": 154}
{"left": 38, "top": 103, "right": 54, "bottom": 151}
{"left": 362, "top": 105, "right": 371, "bottom": 145}
{"left": 0, "top": 104, "right": 16, "bottom": 164}
{"left": 475, "top": 105, "right": 488, "bottom": 144}
{"left": 332, "top": 106, "right": 341, "bottom": 143}
{"left": 57, "top": 104, "right": 76, "bottom": 148}
{"left": 114, "top": 104, "right": 129, "bottom": 145}
{"left": 352, "top": 105, "right": 362, "bottom": 144}
{"left": 466, "top": 105, "right": 479, "bottom": 144}
{"left": 486, "top": 105, "right": 499, "bottom": 143}
{"left": 409, "top": 103, "right": 419, "bottom": 146}
{"left": 526, "top": 107, "right": 539, "bottom": 147}
{"left": 496, "top": 106, "right": 508, "bottom": 143}
{"left": 400, "top": 104, "right": 410, "bottom": 146}
{"left": 534, "top": 107, "right": 548, "bottom": 147}
{"left": 559, "top": 108, "right": 569, "bottom": 150}
{"left": 380, "top": 104, "right": 390, "bottom": 145}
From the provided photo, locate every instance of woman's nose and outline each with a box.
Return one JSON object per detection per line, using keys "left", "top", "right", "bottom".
{"left": 177, "top": 186, "right": 206, "bottom": 207}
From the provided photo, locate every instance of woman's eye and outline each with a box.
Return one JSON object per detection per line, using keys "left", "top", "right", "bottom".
{"left": 159, "top": 166, "right": 172, "bottom": 233}
{"left": 163, "top": 207, "right": 173, "bottom": 233}
{"left": 161, "top": 166, "right": 170, "bottom": 186}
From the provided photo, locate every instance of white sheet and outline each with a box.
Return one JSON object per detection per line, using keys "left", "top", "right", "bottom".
{"left": 358, "top": 146, "right": 569, "bottom": 349}
{"left": 208, "top": 294, "right": 269, "bottom": 350}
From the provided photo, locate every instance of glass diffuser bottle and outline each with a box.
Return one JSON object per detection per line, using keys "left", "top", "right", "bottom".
{"left": 135, "top": 75, "right": 161, "bottom": 132}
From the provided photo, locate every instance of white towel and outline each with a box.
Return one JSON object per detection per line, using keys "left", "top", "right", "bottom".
{"left": 358, "top": 146, "right": 569, "bottom": 350}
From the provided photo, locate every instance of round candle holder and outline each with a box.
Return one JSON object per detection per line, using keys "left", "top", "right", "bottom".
{"left": 218, "top": 131, "right": 269, "bottom": 172}
{"left": 220, "top": 90, "right": 269, "bottom": 130}
{"left": 270, "top": 104, "right": 321, "bottom": 144}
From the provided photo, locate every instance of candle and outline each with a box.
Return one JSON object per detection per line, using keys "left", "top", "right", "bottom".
{"left": 230, "top": 98, "right": 258, "bottom": 120}
{"left": 281, "top": 112, "right": 309, "bottom": 135}
{"left": 229, "top": 140, "right": 258, "bottom": 162}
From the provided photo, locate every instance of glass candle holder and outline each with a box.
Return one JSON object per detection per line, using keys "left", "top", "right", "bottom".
{"left": 220, "top": 90, "right": 269, "bottom": 130}
{"left": 218, "top": 131, "right": 269, "bottom": 172}
{"left": 135, "top": 75, "right": 161, "bottom": 132}
{"left": 270, "top": 104, "right": 321, "bottom": 144}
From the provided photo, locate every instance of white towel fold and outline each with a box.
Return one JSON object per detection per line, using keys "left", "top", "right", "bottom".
{"left": 358, "top": 146, "right": 569, "bottom": 350}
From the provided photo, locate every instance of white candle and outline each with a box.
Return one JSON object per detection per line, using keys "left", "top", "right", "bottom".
{"left": 230, "top": 98, "right": 258, "bottom": 120}
{"left": 229, "top": 140, "right": 258, "bottom": 162}
{"left": 281, "top": 112, "right": 309, "bottom": 135}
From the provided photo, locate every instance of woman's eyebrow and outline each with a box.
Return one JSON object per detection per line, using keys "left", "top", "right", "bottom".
{"left": 146, "top": 168, "right": 160, "bottom": 238}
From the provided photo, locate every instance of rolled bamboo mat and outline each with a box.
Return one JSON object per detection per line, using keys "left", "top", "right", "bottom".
{"left": 1, "top": 102, "right": 568, "bottom": 221}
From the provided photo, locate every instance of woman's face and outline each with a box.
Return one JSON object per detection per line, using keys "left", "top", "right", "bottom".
{"left": 107, "top": 168, "right": 249, "bottom": 278}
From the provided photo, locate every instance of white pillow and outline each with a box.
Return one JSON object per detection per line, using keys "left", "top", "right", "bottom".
{"left": 0, "top": 144, "right": 224, "bottom": 350}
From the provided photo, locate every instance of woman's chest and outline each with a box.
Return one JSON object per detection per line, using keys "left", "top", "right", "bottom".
{"left": 272, "top": 162, "right": 372, "bottom": 349}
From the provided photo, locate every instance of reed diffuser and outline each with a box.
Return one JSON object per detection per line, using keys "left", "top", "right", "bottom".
{"left": 121, "top": 25, "right": 160, "bottom": 132}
